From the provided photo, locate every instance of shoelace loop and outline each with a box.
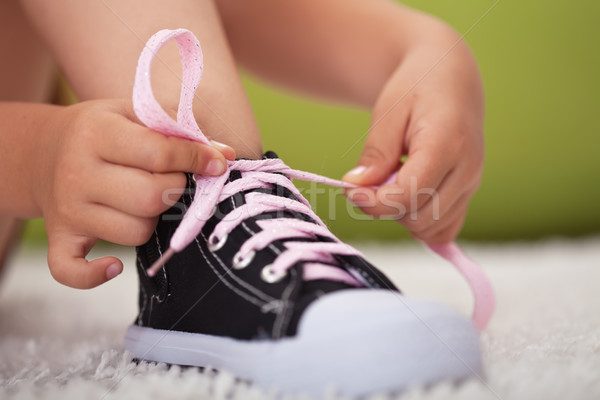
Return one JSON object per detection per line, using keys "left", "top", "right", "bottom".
{"left": 132, "top": 28, "right": 495, "bottom": 331}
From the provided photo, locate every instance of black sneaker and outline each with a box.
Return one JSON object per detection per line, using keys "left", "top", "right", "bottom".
{"left": 124, "top": 151, "right": 482, "bottom": 397}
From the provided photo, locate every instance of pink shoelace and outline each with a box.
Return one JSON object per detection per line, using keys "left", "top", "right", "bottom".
{"left": 132, "top": 29, "right": 495, "bottom": 331}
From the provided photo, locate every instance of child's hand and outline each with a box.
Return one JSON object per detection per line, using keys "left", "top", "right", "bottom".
{"left": 216, "top": 2, "right": 484, "bottom": 243}
{"left": 37, "top": 100, "right": 234, "bottom": 289}
{"left": 343, "top": 28, "right": 484, "bottom": 244}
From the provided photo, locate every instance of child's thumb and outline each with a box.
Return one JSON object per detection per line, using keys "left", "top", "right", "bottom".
{"left": 47, "top": 231, "right": 123, "bottom": 289}
{"left": 342, "top": 107, "right": 405, "bottom": 186}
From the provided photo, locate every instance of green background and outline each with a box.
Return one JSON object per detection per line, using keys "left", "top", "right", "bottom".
{"left": 23, "top": 0, "right": 600, "bottom": 243}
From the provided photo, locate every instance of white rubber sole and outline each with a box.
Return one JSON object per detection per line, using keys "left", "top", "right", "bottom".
{"left": 124, "top": 289, "right": 482, "bottom": 397}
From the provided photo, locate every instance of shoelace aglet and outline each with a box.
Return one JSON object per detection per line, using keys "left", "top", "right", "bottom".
{"left": 146, "top": 247, "right": 176, "bottom": 277}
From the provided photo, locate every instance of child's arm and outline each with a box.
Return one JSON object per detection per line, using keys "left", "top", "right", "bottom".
{"left": 217, "top": 0, "right": 485, "bottom": 243}
{"left": 17, "top": 0, "right": 258, "bottom": 288}
{"left": 0, "top": 100, "right": 232, "bottom": 288}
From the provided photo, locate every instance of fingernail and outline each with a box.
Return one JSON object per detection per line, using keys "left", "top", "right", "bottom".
{"left": 343, "top": 165, "right": 368, "bottom": 179}
{"left": 106, "top": 263, "right": 122, "bottom": 281}
{"left": 206, "top": 159, "right": 226, "bottom": 175}
{"left": 210, "top": 140, "right": 236, "bottom": 160}
{"left": 346, "top": 188, "right": 365, "bottom": 202}
{"left": 346, "top": 188, "right": 359, "bottom": 202}
{"left": 210, "top": 140, "right": 231, "bottom": 151}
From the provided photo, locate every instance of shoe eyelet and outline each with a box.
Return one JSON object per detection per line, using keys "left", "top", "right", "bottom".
{"left": 208, "top": 232, "right": 227, "bottom": 252}
{"left": 260, "top": 264, "right": 286, "bottom": 283}
{"left": 232, "top": 250, "right": 255, "bottom": 270}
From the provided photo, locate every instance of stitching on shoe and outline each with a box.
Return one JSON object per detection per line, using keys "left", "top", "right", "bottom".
{"left": 180, "top": 183, "right": 276, "bottom": 304}
{"left": 153, "top": 233, "right": 168, "bottom": 302}
{"left": 193, "top": 236, "right": 270, "bottom": 307}
{"left": 197, "top": 229, "right": 276, "bottom": 303}
{"left": 136, "top": 253, "right": 148, "bottom": 326}
{"left": 234, "top": 182, "right": 300, "bottom": 339}
{"left": 148, "top": 291, "right": 155, "bottom": 320}
{"left": 272, "top": 268, "right": 298, "bottom": 339}
{"left": 216, "top": 193, "right": 285, "bottom": 302}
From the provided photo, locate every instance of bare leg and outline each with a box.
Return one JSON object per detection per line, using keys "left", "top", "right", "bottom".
{"left": 0, "top": 0, "right": 56, "bottom": 276}
{"left": 0, "top": 217, "right": 21, "bottom": 277}
{"left": 19, "top": 0, "right": 262, "bottom": 159}
{"left": 0, "top": 1, "right": 55, "bottom": 103}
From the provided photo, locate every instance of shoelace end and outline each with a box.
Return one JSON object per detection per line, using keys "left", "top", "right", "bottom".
{"left": 147, "top": 247, "right": 176, "bottom": 277}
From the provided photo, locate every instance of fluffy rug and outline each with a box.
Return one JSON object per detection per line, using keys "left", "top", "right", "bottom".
{"left": 1, "top": 238, "right": 599, "bottom": 400}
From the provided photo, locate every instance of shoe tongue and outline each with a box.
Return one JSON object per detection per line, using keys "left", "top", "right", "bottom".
{"left": 259, "top": 151, "right": 353, "bottom": 289}
{"left": 262, "top": 150, "right": 279, "bottom": 159}
{"left": 233, "top": 150, "right": 279, "bottom": 162}
{"left": 232, "top": 151, "right": 357, "bottom": 292}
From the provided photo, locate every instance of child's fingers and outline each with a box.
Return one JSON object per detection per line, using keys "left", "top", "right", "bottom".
{"left": 406, "top": 190, "right": 471, "bottom": 241}
{"left": 47, "top": 231, "right": 123, "bottom": 289}
{"left": 99, "top": 122, "right": 234, "bottom": 175}
{"left": 399, "top": 161, "right": 481, "bottom": 233}
{"left": 88, "top": 166, "right": 186, "bottom": 218}
{"left": 412, "top": 203, "right": 469, "bottom": 244}
{"left": 345, "top": 137, "right": 450, "bottom": 219}
{"left": 390, "top": 136, "right": 452, "bottom": 210}
{"left": 63, "top": 203, "right": 156, "bottom": 247}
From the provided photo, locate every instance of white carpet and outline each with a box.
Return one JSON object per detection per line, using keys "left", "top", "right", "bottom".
{"left": 1, "top": 238, "right": 599, "bottom": 400}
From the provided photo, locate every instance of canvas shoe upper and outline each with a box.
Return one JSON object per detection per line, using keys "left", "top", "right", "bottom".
{"left": 132, "top": 151, "right": 400, "bottom": 341}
